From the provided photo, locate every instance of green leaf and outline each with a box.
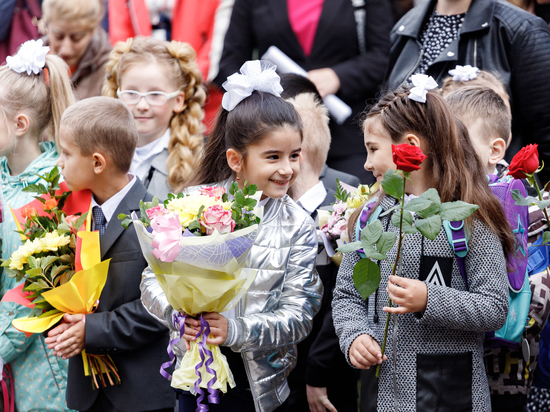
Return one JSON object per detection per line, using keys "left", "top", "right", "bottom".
{"left": 381, "top": 169, "right": 404, "bottom": 200}
{"left": 246, "top": 184, "right": 257, "bottom": 196}
{"left": 336, "top": 241, "right": 363, "bottom": 253}
{"left": 335, "top": 179, "right": 350, "bottom": 203}
{"left": 118, "top": 213, "right": 128, "bottom": 220}
{"left": 391, "top": 211, "right": 417, "bottom": 234}
{"left": 543, "top": 232, "right": 550, "bottom": 245}
{"left": 222, "top": 193, "right": 229, "bottom": 202}
{"left": 57, "top": 223, "right": 71, "bottom": 234}
{"left": 415, "top": 215, "right": 442, "bottom": 241}
{"left": 439, "top": 201, "right": 480, "bottom": 221}
{"left": 403, "top": 197, "right": 433, "bottom": 213}
{"left": 235, "top": 190, "right": 246, "bottom": 206}
{"left": 38, "top": 309, "right": 62, "bottom": 319}
{"left": 121, "top": 218, "right": 132, "bottom": 230}
{"left": 244, "top": 198, "right": 257, "bottom": 208}
{"left": 229, "top": 182, "right": 238, "bottom": 196}
{"left": 379, "top": 204, "right": 401, "bottom": 217}
{"left": 352, "top": 259, "right": 381, "bottom": 301}
{"left": 362, "top": 245, "right": 387, "bottom": 261}
{"left": 511, "top": 190, "right": 538, "bottom": 206}
{"left": 419, "top": 188, "right": 441, "bottom": 204}
{"left": 538, "top": 199, "right": 550, "bottom": 211}
{"left": 40, "top": 255, "right": 59, "bottom": 270}
{"left": 21, "top": 183, "right": 48, "bottom": 195}
{"left": 188, "top": 219, "right": 201, "bottom": 232}
{"left": 360, "top": 220, "right": 383, "bottom": 246}
{"left": 29, "top": 307, "right": 44, "bottom": 318}
{"left": 376, "top": 232, "right": 397, "bottom": 254}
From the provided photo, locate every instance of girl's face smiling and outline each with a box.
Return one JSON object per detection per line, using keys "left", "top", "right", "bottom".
{"left": 230, "top": 127, "right": 302, "bottom": 200}
{"left": 119, "top": 62, "right": 184, "bottom": 146}
{"left": 363, "top": 118, "right": 399, "bottom": 182}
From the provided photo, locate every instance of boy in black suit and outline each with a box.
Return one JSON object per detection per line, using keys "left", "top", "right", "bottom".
{"left": 45, "top": 97, "right": 175, "bottom": 412}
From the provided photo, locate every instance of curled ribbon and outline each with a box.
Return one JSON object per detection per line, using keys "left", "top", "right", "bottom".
{"left": 151, "top": 213, "right": 183, "bottom": 262}
{"left": 409, "top": 74, "right": 438, "bottom": 104}
{"left": 221, "top": 60, "right": 283, "bottom": 111}
{"left": 194, "top": 315, "right": 219, "bottom": 411}
{"left": 160, "top": 312, "right": 187, "bottom": 380}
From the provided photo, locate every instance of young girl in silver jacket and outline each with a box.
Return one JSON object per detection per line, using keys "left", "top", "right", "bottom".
{"left": 140, "top": 61, "right": 322, "bottom": 412}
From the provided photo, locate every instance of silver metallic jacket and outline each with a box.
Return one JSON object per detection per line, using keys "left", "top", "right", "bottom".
{"left": 140, "top": 186, "right": 323, "bottom": 412}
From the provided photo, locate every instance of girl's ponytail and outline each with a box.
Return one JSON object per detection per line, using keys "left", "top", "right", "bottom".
{"left": 165, "top": 41, "right": 206, "bottom": 189}
{"left": 44, "top": 54, "right": 75, "bottom": 148}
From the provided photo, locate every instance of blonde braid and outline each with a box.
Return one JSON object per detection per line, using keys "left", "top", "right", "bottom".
{"left": 101, "top": 38, "right": 135, "bottom": 98}
{"left": 165, "top": 41, "right": 206, "bottom": 189}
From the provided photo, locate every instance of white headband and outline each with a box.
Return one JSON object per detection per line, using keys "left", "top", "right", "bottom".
{"left": 409, "top": 74, "right": 438, "bottom": 103}
{"left": 6, "top": 39, "right": 50, "bottom": 76}
{"left": 221, "top": 60, "right": 283, "bottom": 111}
{"left": 448, "top": 65, "right": 479, "bottom": 82}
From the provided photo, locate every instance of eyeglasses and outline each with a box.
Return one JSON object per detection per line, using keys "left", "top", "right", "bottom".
{"left": 116, "top": 89, "right": 181, "bottom": 106}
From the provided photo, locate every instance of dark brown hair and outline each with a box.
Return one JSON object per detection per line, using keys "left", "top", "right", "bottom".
{"left": 186, "top": 91, "right": 302, "bottom": 188}
{"left": 351, "top": 88, "right": 515, "bottom": 260}
{"left": 445, "top": 85, "right": 511, "bottom": 144}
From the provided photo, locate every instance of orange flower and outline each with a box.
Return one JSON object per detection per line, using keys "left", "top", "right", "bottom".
{"left": 44, "top": 198, "right": 58, "bottom": 210}
{"left": 21, "top": 205, "right": 37, "bottom": 220}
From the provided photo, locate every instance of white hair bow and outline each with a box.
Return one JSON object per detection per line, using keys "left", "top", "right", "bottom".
{"left": 222, "top": 60, "right": 283, "bottom": 111}
{"left": 409, "top": 74, "right": 438, "bottom": 103}
{"left": 6, "top": 39, "right": 50, "bottom": 76}
{"left": 448, "top": 65, "right": 479, "bottom": 82}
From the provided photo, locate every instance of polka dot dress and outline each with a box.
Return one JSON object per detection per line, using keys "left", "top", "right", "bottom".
{"left": 528, "top": 387, "right": 550, "bottom": 411}
{"left": 413, "top": 10, "right": 465, "bottom": 77}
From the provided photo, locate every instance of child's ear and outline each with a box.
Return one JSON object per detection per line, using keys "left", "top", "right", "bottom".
{"left": 92, "top": 152, "right": 107, "bottom": 175}
{"left": 489, "top": 138, "right": 506, "bottom": 166}
{"left": 404, "top": 133, "right": 421, "bottom": 147}
{"left": 226, "top": 148, "right": 243, "bottom": 173}
{"left": 14, "top": 113, "right": 30, "bottom": 137}
{"left": 173, "top": 92, "right": 185, "bottom": 114}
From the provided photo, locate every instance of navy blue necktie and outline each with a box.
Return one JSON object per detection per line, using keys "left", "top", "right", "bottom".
{"left": 92, "top": 206, "right": 107, "bottom": 238}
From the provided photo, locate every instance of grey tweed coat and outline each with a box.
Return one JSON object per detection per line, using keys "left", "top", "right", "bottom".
{"left": 333, "top": 195, "right": 508, "bottom": 411}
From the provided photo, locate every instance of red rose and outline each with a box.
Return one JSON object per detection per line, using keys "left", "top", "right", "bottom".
{"left": 508, "top": 144, "right": 539, "bottom": 179}
{"left": 392, "top": 144, "right": 428, "bottom": 172}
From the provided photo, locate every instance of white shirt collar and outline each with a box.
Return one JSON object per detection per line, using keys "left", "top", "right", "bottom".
{"left": 297, "top": 181, "right": 327, "bottom": 215}
{"left": 130, "top": 129, "right": 170, "bottom": 181}
{"left": 91, "top": 175, "right": 137, "bottom": 225}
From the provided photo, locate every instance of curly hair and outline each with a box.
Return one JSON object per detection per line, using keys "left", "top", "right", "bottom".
{"left": 102, "top": 36, "right": 206, "bottom": 189}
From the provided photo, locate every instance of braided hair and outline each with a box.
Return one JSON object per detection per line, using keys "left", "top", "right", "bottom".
{"left": 102, "top": 36, "right": 206, "bottom": 189}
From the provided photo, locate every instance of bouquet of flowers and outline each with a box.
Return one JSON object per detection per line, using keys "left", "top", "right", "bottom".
{"left": 124, "top": 182, "right": 263, "bottom": 410}
{"left": 0, "top": 167, "right": 116, "bottom": 389}
{"left": 317, "top": 180, "right": 376, "bottom": 264}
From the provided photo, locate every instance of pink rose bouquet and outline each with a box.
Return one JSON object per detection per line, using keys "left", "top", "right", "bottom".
{"left": 120, "top": 182, "right": 263, "bottom": 410}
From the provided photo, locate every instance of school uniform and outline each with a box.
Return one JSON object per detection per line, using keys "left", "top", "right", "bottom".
{"left": 66, "top": 176, "right": 175, "bottom": 412}
{"left": 333, "top": 194, "right": 509, "bottom": 411}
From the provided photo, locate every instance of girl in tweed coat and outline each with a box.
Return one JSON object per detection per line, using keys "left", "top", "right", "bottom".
{"left": 333, "top": 87, "right": 516, "bottom": 411}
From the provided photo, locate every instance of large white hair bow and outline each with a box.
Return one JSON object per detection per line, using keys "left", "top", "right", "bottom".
{"left": 448, "top": 65, "right": 479, "bottom": 82}
{"left": 409, "top": 74, "right": 438, "bottom": 103}
{"left": 222, "top": 60, "right": 283, "bottom": 111}
{"left": 6, "top": 39, "right": 50, "bottom": 76}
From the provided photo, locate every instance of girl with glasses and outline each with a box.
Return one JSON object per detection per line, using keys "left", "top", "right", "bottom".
{"left": 102, "top": 36, "right": 205, "bottom": 201}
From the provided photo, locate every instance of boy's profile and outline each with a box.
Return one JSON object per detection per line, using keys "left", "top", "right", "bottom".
{"left": 445, "top": 85, "right": 510, "bottom": 176}
{"left": 45, "top": 97, "right": 175, "bottom": 412}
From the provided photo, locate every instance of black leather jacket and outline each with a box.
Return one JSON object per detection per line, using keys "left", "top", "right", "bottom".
{"left": 386, "top": 0, "right": 550, "bottom": 180}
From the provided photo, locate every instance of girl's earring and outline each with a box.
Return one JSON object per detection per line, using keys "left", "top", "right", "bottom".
{"left": 237, "top": 175, "right": 240, "bottom": 181}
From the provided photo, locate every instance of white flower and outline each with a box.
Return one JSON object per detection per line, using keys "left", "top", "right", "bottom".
{"left": 6, "top": 39, "right": 50, "bottom": 76}
{"left": 409, "top": 74, "right": 438, "bottom": 104}
{"left": 221, "top": 60, "right": 283, "bottom": 111}
{"left": 448, "top": 65, "right": 479, "bottom": 82}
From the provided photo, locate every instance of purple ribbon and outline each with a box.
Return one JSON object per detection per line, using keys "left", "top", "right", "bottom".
{"left": 160, "top": 312, "right": 187, "bottom": 380}
{"left": 193, "top": 314, "right": 220, "bottom": 411}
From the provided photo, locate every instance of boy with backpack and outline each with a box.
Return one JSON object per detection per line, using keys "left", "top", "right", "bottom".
{"left": 445, "top": 85, "right": 550, "bottom": 411}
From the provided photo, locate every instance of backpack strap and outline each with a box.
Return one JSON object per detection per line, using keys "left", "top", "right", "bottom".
{"left": 443, "top": 220, "right": 469, "bottom": 290}
{"left": 2, "top": 364, "right": 14, "bottom": 412}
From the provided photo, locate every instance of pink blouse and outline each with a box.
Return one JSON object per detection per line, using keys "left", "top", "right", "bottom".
{"left": 287, "top": 0, "right": 324, "bottom": 57}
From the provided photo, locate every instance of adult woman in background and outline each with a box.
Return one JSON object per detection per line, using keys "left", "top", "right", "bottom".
{"left": 214, "top": 0, "right": 394, "bottom": 184}
{"left": 42, "top": 0, "right": 111, "bottom": 100}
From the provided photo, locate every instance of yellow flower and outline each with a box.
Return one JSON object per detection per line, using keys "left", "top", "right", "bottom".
{"left": 42, "top": 231, "right": 70, "bottom": 251}
{"left": 166, "top": 194, "right": 224, "bottom": 228}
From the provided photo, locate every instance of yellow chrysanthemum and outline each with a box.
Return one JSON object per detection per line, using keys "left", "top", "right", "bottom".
{"left": 42, "top": 231, "right": 70, "bottom": 251}
{"left": 8, "top": 232, "right": 70, "bottom": 270}
{"left": 166, "top": 194, "right": 224, "bottom": 228}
